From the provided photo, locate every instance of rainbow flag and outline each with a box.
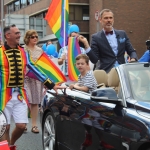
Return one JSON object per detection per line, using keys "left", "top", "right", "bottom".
{"left": 26, "top": 52, "right": 67, "bottom": 84}
{"left": 68, "top": 37, "right": 81, "bottom": 81}
{"left": 45, "top": 0, "right": 69, "bottom": 47}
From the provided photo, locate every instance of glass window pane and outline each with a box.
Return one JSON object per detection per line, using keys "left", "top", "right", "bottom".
{"left": 27, "top": 0, "right": 33, "bottom": 5}
{"left": 75, "top": 6, "right": 82, "bottom": 20}
{"left": 43, "top": 20, "right": 46, "bottom": 26}
{"left": 8, "top": 3, "right": 14, "bottom": 14}
{"left": 29, "top": 17, "right": 34, "bottom": 25}
{"left": 30, "top": 26, "right": 34, "bottom": 29}
{"left": 83, "top": 6, "right": 89, "bottom": 20}
{"left": 69, "top": 5, "right": 89, "bottom": 21}
{"left": 69, "top": 6, "right": 74, "bottom": 20}
{"left": 20, "top": 0, "right": 26, "bottom": 8}
{"left": 69, "top": 5, "right": 74, "bottom": 13}
{"left": 69, "top": 13, "right": 74, "bottom": 20}
{"left": 37, "top": 32, "right": 42, "bottom": 39}
{"left": 29, "top": 12, "right": 46, "bottom": 38}
{"left": 43, "top": 11, "right": 47, "bottom": 18}
{"left": 36, "top": 18, "right": 42, "bottom": 30}
{"left": 14, "top": 1, "right": 20, "bottom": 11}
{"left": 36, "top": 14, "right": 43, "bottom": 18}
{"left": 33, "top": 0, "right": 40, "bottom": 3}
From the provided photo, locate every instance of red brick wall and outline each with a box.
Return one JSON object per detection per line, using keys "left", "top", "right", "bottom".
{"left": 89, "top": 0, "right": 103, "bottom": 38}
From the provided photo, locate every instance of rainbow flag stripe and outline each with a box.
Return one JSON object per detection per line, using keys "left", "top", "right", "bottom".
{"left": 68, "top": 37, "right": 81, "bottom": 81}
{"left": 27, "top": 52, "right": 67, "bottom": 84}
{"left": 45, "top": 0, "right": 69, "bottom": 47}
{"left": 0, "top": 47, "right": 10, "bottom": 110}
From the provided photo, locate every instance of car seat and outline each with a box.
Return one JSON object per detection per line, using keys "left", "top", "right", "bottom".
{"left": 107, "top": 68, "right": 120, "bottom": 93}
{"left": 93, "top": 70, "right": 108, "bottom": 88}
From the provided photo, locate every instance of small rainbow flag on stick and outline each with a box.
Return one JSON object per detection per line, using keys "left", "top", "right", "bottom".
{"left": 68, "top": 37, "right": 81, "bottom": 81}
{"left": 26, "top": 52, "right": 67, "bottom": 84}
{"left": 45, "top": 0, "right": 69, "bottom": 47}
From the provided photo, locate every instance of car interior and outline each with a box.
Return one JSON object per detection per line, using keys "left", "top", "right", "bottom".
{"left": 94, "top": 68, "right": 120, "bottom": 93}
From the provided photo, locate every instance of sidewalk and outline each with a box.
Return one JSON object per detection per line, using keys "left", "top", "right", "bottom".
{"left": 10, "top": 113, "right": 43, "bottom": 150}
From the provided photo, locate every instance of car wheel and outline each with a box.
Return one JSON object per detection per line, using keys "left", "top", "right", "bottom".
{"left": 42, "top": 112, "right": 58, "bottom": 150}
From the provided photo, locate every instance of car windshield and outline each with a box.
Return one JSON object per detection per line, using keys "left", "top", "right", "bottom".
{"left": 124, "top": 63, "right": 150, "bottom": 102}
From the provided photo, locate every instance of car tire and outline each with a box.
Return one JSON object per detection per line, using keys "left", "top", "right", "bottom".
{"left": 42, "top": 112, "right": 58, "bottom": 150}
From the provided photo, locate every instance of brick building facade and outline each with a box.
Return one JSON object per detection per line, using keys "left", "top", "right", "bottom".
{"left": 1, "top": 0, "right": 150, "bottom": 57}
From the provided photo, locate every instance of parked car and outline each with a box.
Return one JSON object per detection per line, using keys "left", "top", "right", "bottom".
{"left": 40, "top": 63, "right": 150, "bottom": 150}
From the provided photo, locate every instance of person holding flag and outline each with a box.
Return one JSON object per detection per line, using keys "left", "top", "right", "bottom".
{"left": 44, "top": 0, "right": 89, "bottom": 80}
{"left": 58, "top": 24, "right": 85, "bottom": 76}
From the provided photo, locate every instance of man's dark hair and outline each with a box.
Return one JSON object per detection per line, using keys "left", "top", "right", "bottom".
{"left": 146, "top": 40, "right": 150, "bottom": 49}
{"left": 3, "top": 24, "right": 16, "bottom": 36}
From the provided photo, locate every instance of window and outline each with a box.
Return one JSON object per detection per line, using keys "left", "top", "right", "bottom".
{"left": 69, "top": 5, "right": 75, "bottom": 20}
{"left": 36, "top": 18, "right": 43, "bottom": 30}
{"left": 83, "top": 6, "right": 89, "bottom": 20}
{"left": 29, "top": 17, "right": 34, "bottom": 29}
{"left": 37, "top": 32, "right": 42, "bottom": 39}
{"left": 8, "top": 3, "right": 14, "bottom": 14}
{"left": 27, "top": 0, "right": 33, "bottom": 5}
{"left": 20, "top": 0, "right": 27, "bottom": 8}
{"left": 6, "top": 0, "right": 41, "bottom": 12}
{"left": 14, "top": 1, "right": 20, "bottom": 11}
{"left": 29, "top": 12, "right": 47, "bottom": 38}
{"left": 69, "top": 5, "right": 89, "bottom": 21}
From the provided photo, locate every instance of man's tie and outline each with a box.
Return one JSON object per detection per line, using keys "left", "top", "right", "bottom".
{"left": 105, "top": 31, "right": 113, "bottom": 35}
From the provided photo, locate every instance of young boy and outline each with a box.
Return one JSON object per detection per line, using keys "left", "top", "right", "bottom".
{"left": 69, "top": 54, "right": 97, "bottom": 93}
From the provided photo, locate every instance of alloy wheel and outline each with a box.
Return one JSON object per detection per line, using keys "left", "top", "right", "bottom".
{"left": 43, "top": 113, "right": 56, "bottom": 150}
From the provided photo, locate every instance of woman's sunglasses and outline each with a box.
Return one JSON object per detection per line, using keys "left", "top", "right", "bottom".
{"left": 30, "top": 36, "right": 38, "bottom": 39}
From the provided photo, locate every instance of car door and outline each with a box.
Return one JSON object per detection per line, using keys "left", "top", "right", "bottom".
{"left": 49, "top": 89, "right": 92, "bottom": 150}
{"left": 44, "top": 91, "right": 74, "bottom": 150}
{"left": 66, "top": 89, "right": 125, "bottom": 150}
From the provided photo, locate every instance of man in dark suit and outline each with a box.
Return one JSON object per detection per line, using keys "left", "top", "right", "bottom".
{"left": 78, "top": 9, "right": 138, "bottom": 73}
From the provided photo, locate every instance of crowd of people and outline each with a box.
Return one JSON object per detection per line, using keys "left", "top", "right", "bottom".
{"left": 0, "top": 8, "right": 149, "bottom": 150}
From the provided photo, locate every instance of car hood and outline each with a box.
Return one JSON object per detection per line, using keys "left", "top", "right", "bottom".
{"left": 134, "top": 101, "right": 150, "bottom": 119}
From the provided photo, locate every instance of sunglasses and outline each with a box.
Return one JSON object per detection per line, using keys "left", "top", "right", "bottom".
{"left": 30, "top": 36, "right": 38, "bottom": 39}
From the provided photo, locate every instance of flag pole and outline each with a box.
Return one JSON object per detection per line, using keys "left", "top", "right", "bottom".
{"left": 63, "top": 0, "right": 66, "bottom": 48}
{"left": 62, "top": 0, "right": 66, "bottom": 75}
{"left": 1, "top": 0, "right": 4, "bottom": 44}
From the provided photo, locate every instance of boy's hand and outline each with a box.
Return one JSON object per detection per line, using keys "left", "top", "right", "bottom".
{"left": 69, "top": 84, "right": 74, "bottom": 90}
{"left": 73, "top": 84, "right": 80, "bottom": 89}
{"left": 53, "top": 85, "right": 66, "bottom": 94}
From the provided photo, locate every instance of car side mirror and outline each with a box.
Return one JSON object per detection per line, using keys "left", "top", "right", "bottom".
{"left": 91, "top": 88, "right": 121, "bottom": 104}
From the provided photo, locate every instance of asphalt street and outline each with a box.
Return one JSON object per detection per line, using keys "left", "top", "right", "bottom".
{"left": 10, "top": 113, "right": 43, "bottom": 150}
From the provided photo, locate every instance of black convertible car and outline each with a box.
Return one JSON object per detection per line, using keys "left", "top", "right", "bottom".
{"left": 40, "top": 63, "right": 150, "bottom": 150}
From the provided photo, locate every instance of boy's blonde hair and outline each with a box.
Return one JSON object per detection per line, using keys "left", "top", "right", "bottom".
{"left": 75, "top": 54, "right": 89, "bottom": 64}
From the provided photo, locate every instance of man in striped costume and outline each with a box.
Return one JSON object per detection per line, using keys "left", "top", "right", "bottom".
{"left": 0, "top": 24, "right": 64, "bottom": 150}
